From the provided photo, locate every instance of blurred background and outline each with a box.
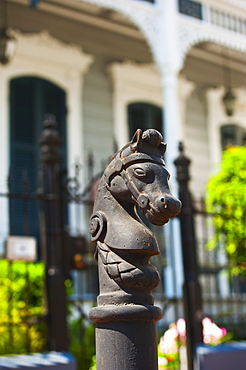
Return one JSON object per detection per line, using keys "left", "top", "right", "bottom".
{"left": 0, "top": 0, "right": 246, "bottom": 369}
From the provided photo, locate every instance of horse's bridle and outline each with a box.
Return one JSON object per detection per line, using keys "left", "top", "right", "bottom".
{"left": 104, "top": 152, "right": 165, "bottom": 210}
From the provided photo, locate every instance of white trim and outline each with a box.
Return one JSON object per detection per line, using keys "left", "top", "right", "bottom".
{"left": 178, "top": 17, "right": 246, "bottom": 70}
{"left": 0, "top": 30, "right": 94, "bottom": 244}
{"left": 77, "top": 0, "right": 161, "bottom": 69}
{"left": 222, "top": 0, "right": 246, "bottom": 10}
{"left": 2, "top": 30, "right": 94, "bottom": 174}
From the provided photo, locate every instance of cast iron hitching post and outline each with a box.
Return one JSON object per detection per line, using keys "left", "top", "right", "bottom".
{"left": 89, "top": 129, "right": 181, "bottom": 370}
{"left": 39, "top": 115, "right": 69, "bottom": 351}
{"left": 174, "top": 142, "right": 203, "bottom": 370}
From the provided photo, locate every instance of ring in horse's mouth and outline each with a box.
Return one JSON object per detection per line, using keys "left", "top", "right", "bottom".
{"left": 144, "top": 205, "right": 171, "bottom": 226}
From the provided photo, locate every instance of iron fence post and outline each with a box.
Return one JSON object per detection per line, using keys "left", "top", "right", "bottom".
{"left": 39, "top": 114, "right": 69, "bottom": 351}
{"left": 174, "top": 142, "right": 203, "bottom": 370}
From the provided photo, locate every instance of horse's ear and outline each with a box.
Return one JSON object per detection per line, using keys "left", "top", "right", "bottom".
{"left": 158, "top": 142, "right": 167, "bottom": 157}
{"left": 130, "top": 129, "right": 143, "bottom": 152}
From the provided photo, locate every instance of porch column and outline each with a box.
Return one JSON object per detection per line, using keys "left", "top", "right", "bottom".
{"left": 65, "top": 58, "right": 93, "bottom": 237}
{"left": 206, "top": 87, "right": 225, "bottom": 172}
{"left": 158, "top": 0, "right": 184, "bottom": 299}
{"left": 0, "top": 70, "right": 10, "bottom": 254}
{"left": 161, "top": 71, "right": 184, "bottom": 299}
{"left": 66, "top": 70, "right": 87, "bottom": 237}
{"left": 206, "top": 87, "right": 231, "bottom": 297}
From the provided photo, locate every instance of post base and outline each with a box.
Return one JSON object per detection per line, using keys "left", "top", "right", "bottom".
{"left": 90, "top": 304, "right": 162, "bottom": 370}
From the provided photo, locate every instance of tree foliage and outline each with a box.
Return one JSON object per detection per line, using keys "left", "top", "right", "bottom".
{"left": 0, "top": 260, "right": 46, "bottom": 355}
{"left": 0, "top": 259, "right": 95, "bottom": 369}
{"left": 206, "top": 145, "right": 246, "bottom": 275}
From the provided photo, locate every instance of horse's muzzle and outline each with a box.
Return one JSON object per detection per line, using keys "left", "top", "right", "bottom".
{"left": 155, "top": 195, "right": 182, "bottom": 218}
{"left": 143, "top": 194, "right": 181, "bottom": 226}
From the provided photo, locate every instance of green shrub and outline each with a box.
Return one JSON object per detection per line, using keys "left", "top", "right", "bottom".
{"left": 206, "top": 145, "right": 246, "bottom": 276}
{"left": 0, "top": 259, "right": 96, "bottom": 369}
{"left": 0, "top": 260, "right": 46, "bottom": 355}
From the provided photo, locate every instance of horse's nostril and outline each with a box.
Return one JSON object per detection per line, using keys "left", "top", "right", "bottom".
{"left": 160, "top": 197, "right": 168, "bottom": 208}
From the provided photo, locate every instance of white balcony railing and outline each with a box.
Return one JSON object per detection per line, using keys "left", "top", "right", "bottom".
{"left": 208, "top": 5, "right": 246, "bottom": 35}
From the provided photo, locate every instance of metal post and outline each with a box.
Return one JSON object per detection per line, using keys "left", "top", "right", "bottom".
{"left": 39, "top": 114, "right": 69, "bottom": 351}
{"left": 89, "top": 129, "right": 181, "bottom": 370}
{"left": 174, "top": 142, "right": 203, "bottom": 370}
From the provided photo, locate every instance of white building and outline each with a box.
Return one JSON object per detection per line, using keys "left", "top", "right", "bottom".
{"left": 1, "top": 0, "right": 246, "bottom": 325}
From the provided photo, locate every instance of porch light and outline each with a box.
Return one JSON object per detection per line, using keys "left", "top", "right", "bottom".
{"left": 222, "top": 86, "right": 236, "bottom": 117}
{"left": 0, "top": 27, "right": 17, "bottom": 65}
{"left": 221, "top": 47, "right": 236, "bottom": 116}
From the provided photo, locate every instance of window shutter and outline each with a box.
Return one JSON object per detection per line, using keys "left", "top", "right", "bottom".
{"left": 10, "top": 77, "right": 67, "bottom": 243}
{"left": 128, "top": 103, "right": 163, "bottom": 140}
{"left": 221, "top": 124, "right": 246, "bottom": 150}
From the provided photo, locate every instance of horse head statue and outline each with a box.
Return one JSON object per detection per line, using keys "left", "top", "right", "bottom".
{"left": 89, "top": 129, "right": 181, "bottom": 306}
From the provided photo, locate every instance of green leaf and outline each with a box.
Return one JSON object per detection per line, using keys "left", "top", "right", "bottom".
{"left": 206, "top": 145, "right": 246, "bottom": 275}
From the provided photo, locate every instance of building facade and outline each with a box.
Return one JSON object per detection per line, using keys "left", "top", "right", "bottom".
{"left": 1, "top": 0, "right": 246, "bottom": 324}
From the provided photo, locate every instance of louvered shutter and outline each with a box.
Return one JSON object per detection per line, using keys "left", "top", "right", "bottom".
{"left": 128, "top": 103, "right": 163, "bottom": 140}
{"left": 10, "top": 77, "right": 67, "bottom": 244}
{"left": 221, "top": 124, "right": 246, "bottom": 150}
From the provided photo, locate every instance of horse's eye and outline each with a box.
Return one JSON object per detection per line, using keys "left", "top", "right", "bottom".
{"left": 134, "top": 168, "right": 146, "bottom": 177}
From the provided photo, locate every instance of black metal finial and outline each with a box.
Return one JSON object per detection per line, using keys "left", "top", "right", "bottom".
{"left": 87, "top": 151, "right": 94, "bottom": 180}
{"left": 39, "top": 114, "right": 61, "bottom": 165}
{"left": 43, "top": 114, "right": 57, "bottom": 129}
{"left": 174, "top": 141, "right": 190, "bottom": 182}
{"left": 178, "top": 141, "right": 184, "bottom": 154}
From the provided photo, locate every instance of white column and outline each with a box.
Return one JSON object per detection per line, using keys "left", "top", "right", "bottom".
{"left": 66, "top": 71, "right": 84, "bottom": 175}
{"left": 178, "top": 75, "right": 196, "bottom": 143}
{"left": 206, "top": 87, "right": 224, "bottom": 174}
{"left": 113, "top": 83, "right": 129, "bottom": 148}
{"left": 162, "top": 72, "right": 183, "bottom": 170}
{"left": 162, "top": 71, "right": 184, "bottom": 299}
{"left": 158, "top": 0, "right": 184, "bottom": 299}
{"left": 0, "top": 71, "right": 10, "bottom": 256}
{"left": 217, "top": 248, "right": 230, "bottom": 297}
{"left": 66, "top": 71, "right": 84, "bottom": 236}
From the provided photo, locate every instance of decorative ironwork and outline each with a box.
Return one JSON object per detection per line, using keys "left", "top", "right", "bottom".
{"left": 66, "top": 160, "right": 83, "bottom": 200}
{"left": 89, "top": 129, "right": 181, "bottom": 370}
{"left": 174, "top": 142, "right": 204, "bottom": 370}
{"left": 0, "top": 114, "right": 96, "bottom": 356}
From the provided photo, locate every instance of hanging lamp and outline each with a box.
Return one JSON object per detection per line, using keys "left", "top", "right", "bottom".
{"left": 0, "top": 0, "right": 17, "bottom": 65}
{"left": 221, "top": 48, "right": 236, "bottom": 116}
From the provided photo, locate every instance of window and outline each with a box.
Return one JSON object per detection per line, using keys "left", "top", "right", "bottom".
{"left": 10, "top": 77, "right": 67, "bottom": 244}
{"left": 178, "top": 0, "right": 203, "bottom": 20}
{"left": 220, "top": 124, "right": 246, "bottom": 150}
{"left": 128, "top": 102, "right": 163, "bottom": 139}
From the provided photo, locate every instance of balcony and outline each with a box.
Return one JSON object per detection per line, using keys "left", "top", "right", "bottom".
{"left": 178, "top": 0, "right": 246, "bottom": 37}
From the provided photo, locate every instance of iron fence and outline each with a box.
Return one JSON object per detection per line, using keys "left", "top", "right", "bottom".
{"left": 192, "top": 198, "right": 246, "bottom": 339}
{"left": 0, "top": 116, "right": 97, "bottom": 358}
